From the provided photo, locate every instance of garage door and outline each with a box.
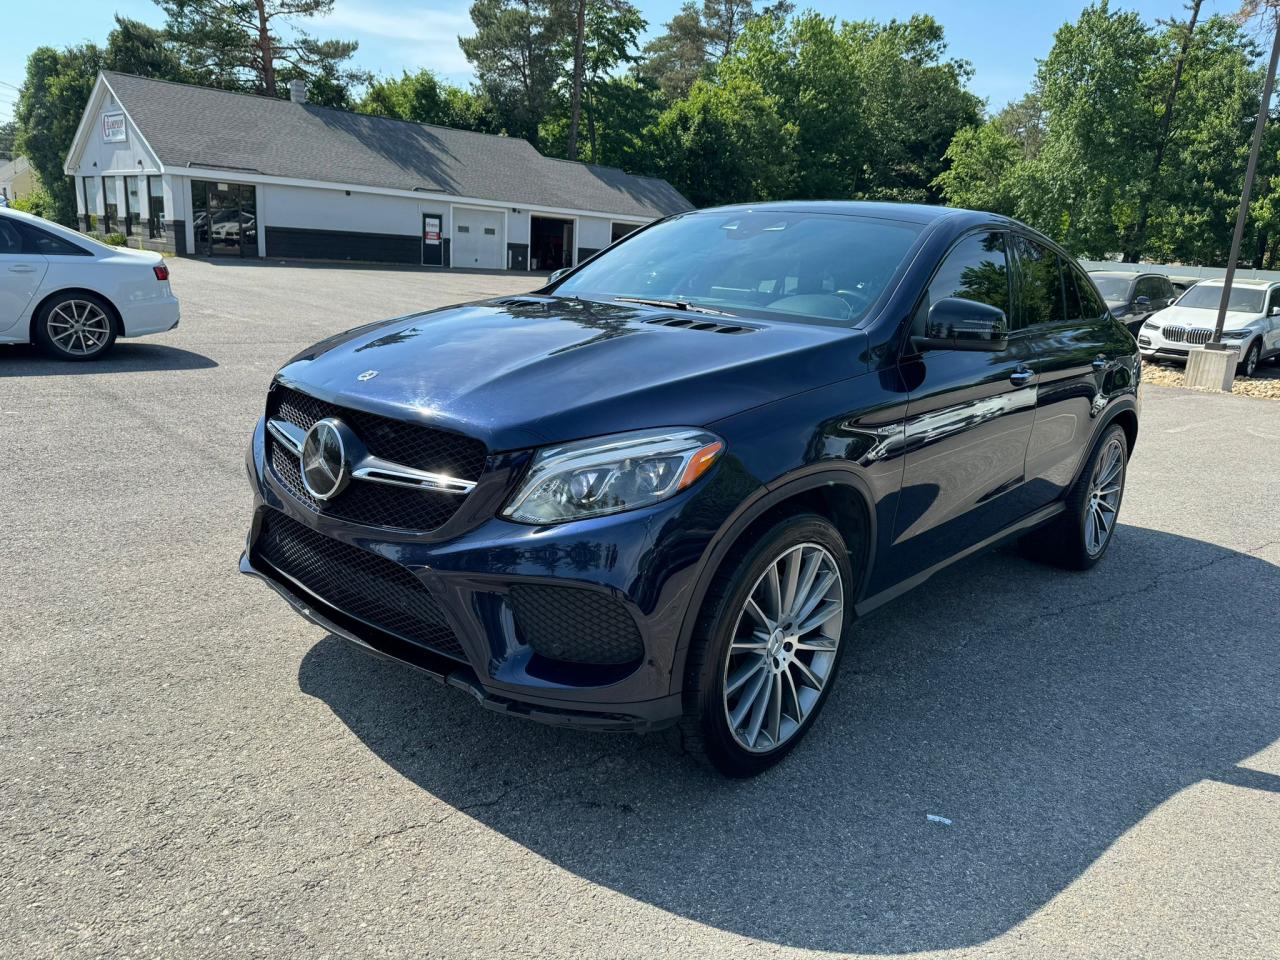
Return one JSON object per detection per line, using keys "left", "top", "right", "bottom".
{"left": 452, "top": 208, "right": 504, "bottom": 269}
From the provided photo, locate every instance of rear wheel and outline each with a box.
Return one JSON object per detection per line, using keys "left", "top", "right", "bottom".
{"left": 1021, "top": 425, "right": 1128, "bottom": 571}
{"left": 679, "top": 514, "right": 854, "bottom": 778}
{"left": 33, "top": 293, "right": 117, "bottom": 361}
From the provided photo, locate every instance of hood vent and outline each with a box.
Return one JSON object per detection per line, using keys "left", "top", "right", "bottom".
{"left": 491, "top": 296, "right": 553, "bottom": 309}
{"left": 642, "top": 316, "right": 758, "bottom": 335}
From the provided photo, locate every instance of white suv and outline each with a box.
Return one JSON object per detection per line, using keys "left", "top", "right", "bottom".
{"left": 0, "top": 207, "right": 180, "bottom": 361}
{"left": 1138, "top": 278, "right": 1280, "bottom": 378}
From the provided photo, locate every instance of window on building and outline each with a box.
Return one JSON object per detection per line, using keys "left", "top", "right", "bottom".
{"left": 102, "top": 177, "right": 119, "bottom": 233}
{"left": 148, "top": 176, "right": 165, "bottom": 238}
{"left": 84, "top": 177, "right": 101, "bottom": 230}
{"left": 124, "top": 176, "right": 141, "bottom": 236}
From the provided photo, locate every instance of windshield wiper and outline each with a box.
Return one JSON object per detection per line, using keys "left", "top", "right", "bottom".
{"left": 613, "top": 296, "right": 736, "bottom": 317}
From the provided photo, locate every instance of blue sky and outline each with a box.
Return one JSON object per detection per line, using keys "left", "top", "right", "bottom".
{"left": 0, "top": 0, "right": 1232, "bottom": 125}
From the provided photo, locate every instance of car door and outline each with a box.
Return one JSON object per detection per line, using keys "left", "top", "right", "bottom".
{"left": 0, "top": 216, "right": 48, "bottom": 333}
{"left": 1266, "top": 286, "right": 1280, "bottom": 356}
{"left": 1021, "top": 241, "right": 1133, "bottom": 510}
{"left": 889, "top": 230, "right": 1037, "bottom": 582}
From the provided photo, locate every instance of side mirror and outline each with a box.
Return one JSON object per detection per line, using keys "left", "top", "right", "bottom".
{"left": 547, "top": 267, "right": 571, "bottom": 284}
{"left": 1134, "top": 295, "right": 1151, "bottom": 308}
{"left": 916, "top": 297, "right": 1010, "bottom": 352}
{"left": 1269, "top": 305, "right": 1279, "bottom": 316}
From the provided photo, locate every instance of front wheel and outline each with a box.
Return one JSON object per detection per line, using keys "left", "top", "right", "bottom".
{"left": 33, "top": 293, "right": 117, "bottom": 361}
{"left": 1238, "top": 339, "right": 1262, "bottom": 378}
{"left": 680, "top": 514, "right": 855, "bottom": 778}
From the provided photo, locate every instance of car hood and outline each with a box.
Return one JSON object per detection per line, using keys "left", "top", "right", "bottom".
{"left": 1148, "top": 304, "right": 1260, "bottom": 331}
{"left": 274, "top": 296, "right": 867, "bottom": 451}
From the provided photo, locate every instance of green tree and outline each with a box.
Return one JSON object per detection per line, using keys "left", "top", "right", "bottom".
{"left": 156, "top": 0, "right": 360, "bottom": 98}
{"left": 460, "top": 0, "right": 571, "bottom": 147}
{"left": 933, "top": 121, "right": 1022, "bottom": 216}
{"left": 843, "top": 15, "right": 981, "bottom": 201}
{"left": 358, "top": 70, "right": 497, "bottom": 131}
{"left": 1019, "top": 2, "right": 1160, "bottom": 257}
{"left": 646, "top": 74, "right": 795, "bottom": 206}
{"left": 638, "top": 2, "right": 710, "bottom": 101}
{"left": 15, "top": 45, "right": 103, "bottom": 225}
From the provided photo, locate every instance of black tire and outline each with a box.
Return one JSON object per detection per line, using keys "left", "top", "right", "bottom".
{"left": 678, "top": 513, "right": 855, "bottom": 778}
{"left": 32, "top": 292, "right": 118, "bottom": 361}
{"left": 1238, "top": 339, "right": 1262, "bottom": 378}
{"left": 1020, "top": 424, "right": 1128, "bottom": 571}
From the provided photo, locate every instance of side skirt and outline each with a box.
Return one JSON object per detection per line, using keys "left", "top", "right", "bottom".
{"left": 854, "top": 502, "right": 1065, "bottom": 618}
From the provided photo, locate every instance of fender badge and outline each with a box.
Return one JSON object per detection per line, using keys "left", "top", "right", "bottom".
{"left": 357, "top": 370, "right": 379, "bottom": 382}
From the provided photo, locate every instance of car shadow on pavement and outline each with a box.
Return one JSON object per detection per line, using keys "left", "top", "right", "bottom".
{"left": 0, "top": 342, "right": 217, "bottom": 375}
{"left": 297, "top": 524, "right": 1280, "bottom": 954}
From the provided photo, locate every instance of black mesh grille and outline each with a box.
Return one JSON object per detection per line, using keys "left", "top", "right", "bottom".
{"left": 509, "top": 584, "right": 644, "bottom": 665}
{"left": 266, "top": 385, "right": 487, "bottom": 532}
{"left": 255, "top": 510, "right": 466, "bottom": 661}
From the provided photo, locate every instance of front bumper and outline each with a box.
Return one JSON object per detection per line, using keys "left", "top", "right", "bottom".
{"left": 1138, "top": 334, "right": 1244, "bottom": 364}
{"left": 240, "top": 417, "right": 725, "bottom": 732}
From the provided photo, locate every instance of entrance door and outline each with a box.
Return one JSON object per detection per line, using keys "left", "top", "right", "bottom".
{"left": 422, "top": 213, "right": 444, "bottom": 266}
{"left": 452, "top": 208, "right": 503, "bottom": 269}
{"left": 192, "top": 180, "right": 258, "bottom": 258}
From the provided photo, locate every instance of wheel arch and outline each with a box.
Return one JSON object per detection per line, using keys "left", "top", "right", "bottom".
{"left": 28, "top": 287, "right": 125, "bottom": 341}
{"left": 669, "top": 467, "right": 877, "bottom": 695}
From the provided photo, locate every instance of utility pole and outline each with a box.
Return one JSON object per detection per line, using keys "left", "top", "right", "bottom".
{"left": 1211, "top": 14, "right": 1280, "bottom": 347}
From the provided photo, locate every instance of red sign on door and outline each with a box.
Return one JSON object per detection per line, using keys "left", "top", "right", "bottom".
{"left": 423, "top": 215, "right": 442, "bottom": 244}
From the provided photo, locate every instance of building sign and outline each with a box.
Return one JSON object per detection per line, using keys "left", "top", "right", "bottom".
{"left": 423, "top": 214, "right": 442, "bottom": 244}
{"left": 102, "top": 112, "right": 127, "bottom": 143}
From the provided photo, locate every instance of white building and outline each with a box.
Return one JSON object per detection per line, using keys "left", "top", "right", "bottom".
{"left": 63, "top": 72, "right": 692, "bottom": 269}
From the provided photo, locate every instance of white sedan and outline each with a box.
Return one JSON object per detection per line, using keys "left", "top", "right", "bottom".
{"left": 0, "top": 207, "right": 180, "bottom": 361}
{"left": 1137, "top": 277, "right": 1280, "bottom": 378}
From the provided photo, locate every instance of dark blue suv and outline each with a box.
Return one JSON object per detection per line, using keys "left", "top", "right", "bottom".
{"left": 241, "top": 202, "right": 1139, "bottom": 776}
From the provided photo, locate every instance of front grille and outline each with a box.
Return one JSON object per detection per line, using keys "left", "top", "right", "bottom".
{"left": 255, "top": 509, "right": 466, "bottom": 661}
{"left": 509, "top": 584, "right": 644, "bottom": 665}
{"left": 1161, "top": 325, "right": 1213, "bottom": 345}
{"left": 266, "top": 384, "right": 488, "bottom": 532}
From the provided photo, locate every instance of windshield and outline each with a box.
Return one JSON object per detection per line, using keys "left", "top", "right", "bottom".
{"left": 1092, "top": 276, "right": 1133, "bottom": 300}
{"left": 1177, "top": 283, "right": 1265, "bottom": 313}
{"left": 554, "top": 211, "right": 925, "bottom": 325}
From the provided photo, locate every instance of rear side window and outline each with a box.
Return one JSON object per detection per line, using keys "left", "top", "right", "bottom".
{"left": 0, "top": 219, "right": 22, "bottom": 254}
{"left": 1135, "top": 276, "right": 1162, "bottom": 300}
{"left": 1074, "top": 270, "right": 1107, "bottom": 318}
{"left": 912, "top": 231, "right": 1009, "bottom": 336}
{"left": 19, "top": 223, "right": 91, "bottom": 256}
{"left": 1012, "top": 235, "right": 1064, "bottom": 327}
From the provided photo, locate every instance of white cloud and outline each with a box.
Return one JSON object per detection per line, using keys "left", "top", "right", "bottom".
{"left": 318, "top": 0, "right": 475, "bottom": 80}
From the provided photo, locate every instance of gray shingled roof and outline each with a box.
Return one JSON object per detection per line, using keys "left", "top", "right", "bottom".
{"left": 101, "top": 72, "right": 692, "bottom": 220}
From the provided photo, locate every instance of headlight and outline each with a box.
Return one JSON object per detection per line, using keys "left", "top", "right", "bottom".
{"left": 1142, "top": 320, "right": 1160, "bottom": 331}
{"left": 503, "top": 428, "right": 724, "bottom": 524}
{"left": 1221, "top": 329, "right": 1249, "bottom": 339}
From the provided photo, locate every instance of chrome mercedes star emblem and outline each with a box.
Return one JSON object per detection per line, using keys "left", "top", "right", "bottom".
{"left": 357, "top": 370, "right": 378, "bottom": 382}
{"left": 300, "top": 418, "right": 351, "bottom": 501}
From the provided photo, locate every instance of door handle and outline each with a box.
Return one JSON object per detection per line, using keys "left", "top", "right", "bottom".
{"left": 8, "top": 264, "right": 36, "bottom": 273}
{"left": 1009, "top": 366, "right": 1034, "bottom": 386}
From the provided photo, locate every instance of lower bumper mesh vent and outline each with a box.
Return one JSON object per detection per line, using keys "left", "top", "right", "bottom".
{"left": 508, "top": 584, "right": 643, "bottom": 665}
{"left": 255, "top": 510, "right": 465, "bottom": 661}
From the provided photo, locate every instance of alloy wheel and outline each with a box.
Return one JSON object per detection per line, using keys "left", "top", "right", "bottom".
{"left": 46, "top": 300, "right": 111, "bottom": 357}
{"left": 1244, "top": 344, "right": 1259, "bottom": 377}
{"left": 722, "top": 542, "right": 844, "bottom": 753}
{"left": 1085, "top": 437, "right": 1124, "bottom": 556}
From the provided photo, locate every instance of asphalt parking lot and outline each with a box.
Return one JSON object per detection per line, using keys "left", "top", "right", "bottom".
{"left": 2, "top": 258, "right": 1278, "bottom": 959}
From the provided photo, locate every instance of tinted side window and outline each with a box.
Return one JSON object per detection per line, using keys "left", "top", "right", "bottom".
{"left": 1135, "top": 276, "right": 1162, "bottom": 300}
{"left": 913, "top": 231, "right": 1009, "bottom": 337}
{"left": 1013, "top": 236, "right": 1064, "bottom": 327}
{"left": 1062, "top": 260, "right": 1085, "bottom": 320}
{"left": 1160, "top": 277, "right": 1176, "bottom": 300}
{"left": 19, "top": 223, "right": 90, "bottom": 256}
{"left": 0, "top": 219, "right": 22, "bottom": 254}
{"left": 1074, "top": 270, "right": 1108, "bottom": 318}
{"left": 1269, "top": 287, "right": 1280, "bottom": 314}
